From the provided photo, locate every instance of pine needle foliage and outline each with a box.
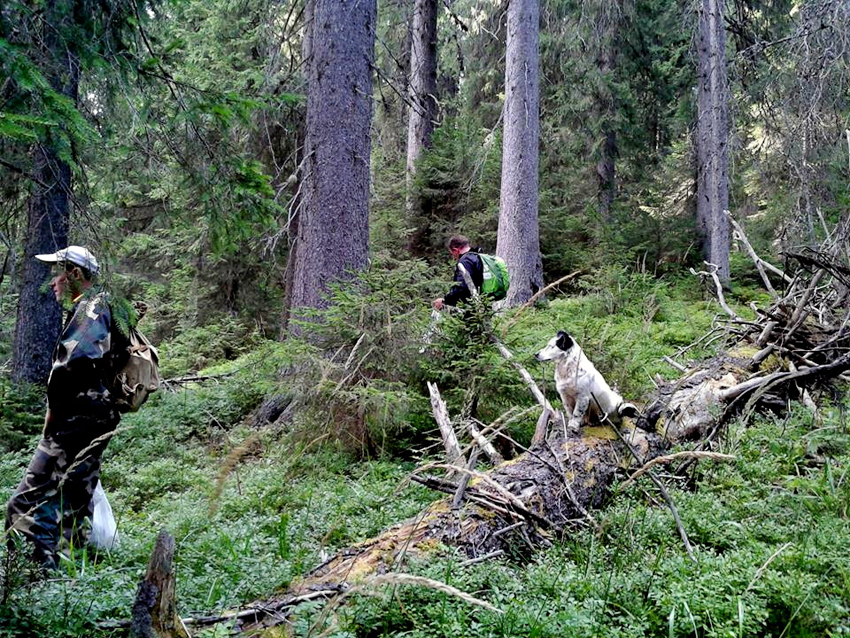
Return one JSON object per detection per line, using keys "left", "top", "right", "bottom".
{"left": 107, "top": 295, "right": 139, "bottom": 338}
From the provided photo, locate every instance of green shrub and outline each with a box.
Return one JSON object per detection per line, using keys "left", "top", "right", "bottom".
{"left": 158, "top": 315, "right": 262, "bottom": 377}
{"left": 287, "top": 256, "right": 445, "bottom": 455}
{"left": 0, "top": 379, "right": 44, "bottom": 453}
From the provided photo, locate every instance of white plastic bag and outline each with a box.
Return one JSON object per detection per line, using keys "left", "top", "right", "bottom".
{"left": 419, "top": 308, "right": 444, "bottom": 353}
{"left": 90, "top": 480, "right": 120, "bottom": 550}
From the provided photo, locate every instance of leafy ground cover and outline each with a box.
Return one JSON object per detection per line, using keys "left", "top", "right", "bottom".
{"left": 0, "top": 273, "right": 846, "bottom": 637}
{"left": 335, "top": 405, "right": 849, "bottom": 638}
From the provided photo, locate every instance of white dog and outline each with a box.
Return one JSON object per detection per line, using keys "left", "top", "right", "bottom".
{"left": 536, "top": 331, "right": 638, "bottom": 431}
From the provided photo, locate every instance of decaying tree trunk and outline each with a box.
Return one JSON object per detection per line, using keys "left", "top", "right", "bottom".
{"left": 130, "top": 530, "right": 190, "bottom": 638}
{"left": 695, "top": 0, "right": 731, "bottom": 284}
{"left": 227, "top": 220, "right": 849, "bottom": 634}
{"left": 233, "top": 425, "right": 666, "bottom": 633}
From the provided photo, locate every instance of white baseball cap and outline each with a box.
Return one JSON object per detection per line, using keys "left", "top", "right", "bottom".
{"left": 35, "top": 245, "right": 100, "bottom": 275}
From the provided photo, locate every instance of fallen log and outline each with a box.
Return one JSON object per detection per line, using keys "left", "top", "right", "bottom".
{"left": 237, "top": 425, "right": 665, "bottom": 633}
{"left": 228, "top": 227, "right": 850, "bottom": 634}
{"left": 232, "top": 369, "right": 846, "bottom": 635}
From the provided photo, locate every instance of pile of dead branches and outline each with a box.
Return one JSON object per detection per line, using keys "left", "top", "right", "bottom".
{"left": 733, "top": 209, "right": 849, "bottom": 368}
{"left": 643, "top": 212, "right": 850, "bottom": 441}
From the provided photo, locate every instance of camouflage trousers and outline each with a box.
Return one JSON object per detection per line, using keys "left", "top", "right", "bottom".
{"left": 5, "top": 429, "right": 113, "bottom": 569}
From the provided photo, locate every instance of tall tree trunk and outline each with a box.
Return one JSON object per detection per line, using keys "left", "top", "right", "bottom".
{"left": 496, "top": 0, "right": 543, "bottom": 307}
{"left": 12, "top": 0, "right": 77, "bottom": 385}
{"left": 595, "top": 7, "right": 619, "bottom": 224}
{"left": 799, "top": 124, "right": 816, "bottom": 246}
{"left": 696, "top": 0, "right": 730, "bottom": 284}
{"left": 280, "top": 0, "right": 315, "bottom": 335}
{"left": 287, "top": 0, "right": 377, "bottom": 325}
{"left": 596, "top": 128, "right": 617, "bottom": 223}
{"left": 405, "top": 0, "right": 438, "bottom": 217}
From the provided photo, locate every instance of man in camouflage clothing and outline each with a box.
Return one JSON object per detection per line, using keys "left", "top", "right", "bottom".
{"left": 6, "top": 246, "right": 128, "bottom": 569}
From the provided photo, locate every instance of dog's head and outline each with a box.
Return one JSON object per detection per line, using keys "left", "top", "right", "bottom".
{"left": 536, "top": 331, "right": 575, "bottom": 361}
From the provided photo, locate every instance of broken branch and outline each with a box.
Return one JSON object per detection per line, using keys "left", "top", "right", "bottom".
{"left": 619, "top": 451, "right": 736, "bottom": 490}
{"left": 690, "top": 262, "right": 741, "bottom": 320}
{"left": 427, "top": 382, "right": 465, "bottom": 476}
{"left": 502, "top": 270, "right": 582, "bottom": 337}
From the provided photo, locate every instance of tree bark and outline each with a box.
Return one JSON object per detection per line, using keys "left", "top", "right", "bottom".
{"left": 695, "top": 0, "right": 730, "bottom": 284}
{"left": 130, "top": 530, "right": 190, "bottom": 638}
{"left": 594, "top": 2, "right": 620, "bottom": 223}
{"left": 405, "top": 0, "right": 439, "bottom": 216}
{"left": 279, "top": 0, "right": 315, "bottom": 335}
{"left": 12, "top": 0, "right": 77, "bottom": 385}
{"left": 287, "top": 0, "right": 376, "bottom": 325}
{"left": 596, "top": 128, "right": 617, "bottom": 223}
{"left": 496, "top": 0, "right": 543, "bottom": 307}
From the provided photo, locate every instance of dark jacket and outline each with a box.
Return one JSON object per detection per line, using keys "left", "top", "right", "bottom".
{"left": 444, "top": 251, "right": 484, "bottom": 306}
{"left": 45, "top": 292, "right": 129, "bottom": 438}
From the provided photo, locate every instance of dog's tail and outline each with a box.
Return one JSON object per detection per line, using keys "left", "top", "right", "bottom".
{"left": 617, "top": 402, "right": 641, "bottom": 419}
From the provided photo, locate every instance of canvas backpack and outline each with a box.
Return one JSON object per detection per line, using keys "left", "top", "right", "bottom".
{"left": 113, "top": 325, "right": 161, "bottom": 413}
{"left": 477, "top": 253, "right": 510, "bottom": 301}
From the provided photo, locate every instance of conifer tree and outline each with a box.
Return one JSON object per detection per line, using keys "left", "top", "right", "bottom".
{"left": 496, "top": 0, "right": 543, "bottom": 306}
{"left": 11, "top": 0, "right": 76, "bottom": 385}
{"left": 7, "top": 0, "right": 138, "bottom": 384}
{"left": 696, "top": 0, "right": 730, "bottom": 283}
{"left": 288, "top": 0, "right": 377, "bottom": 323}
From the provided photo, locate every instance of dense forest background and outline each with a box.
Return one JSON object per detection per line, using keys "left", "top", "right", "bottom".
{"left": 1, "top": 0, "right": 849, "bottom": 636}
{"left": 2, "top": 0, "right": 847, "bottom": 358}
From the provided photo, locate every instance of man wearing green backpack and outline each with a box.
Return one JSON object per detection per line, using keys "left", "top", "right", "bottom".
{"left": 432, "top": 235, "right": 509, "bottom": 310}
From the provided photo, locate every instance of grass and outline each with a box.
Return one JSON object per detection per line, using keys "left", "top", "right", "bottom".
{"left": 0, "top": 271, "right": 847, "bottom": 637}
{"left": 332, "top": 405, "right": 850, "bottom": 638}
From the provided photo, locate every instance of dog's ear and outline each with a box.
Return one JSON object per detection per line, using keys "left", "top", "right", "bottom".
{"left": 618, "top": 402, "right": 641, "bottom": 419}
{"left": 556, "top": 331, "right": 573, "bottom": 351}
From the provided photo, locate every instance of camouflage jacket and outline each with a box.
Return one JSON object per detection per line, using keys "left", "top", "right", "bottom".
{"left": 45, "top": 291, "right": 130, "bottom": 439}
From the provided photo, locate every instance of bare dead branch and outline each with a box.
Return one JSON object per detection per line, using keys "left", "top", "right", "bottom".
{"left": 460, "top": 550, "right": 504, "bottom": 567}
{"left": 501, "top": 270, "right": 582, "bottom": 337}
{"left": 452, "top": 447, "right": 480, "bottom": 509}
{"left": 619, "top": 451, "right": 736, "bottom": 490}
{"left": 427, "top": 382, "right": 465, "bottom": 476}
{"left": 531, "top": 407, "right": 551, "bottom": 445}
{"left": 662, "top": 356, "right": 687, "bottom": 372}
{"left": 466, "top": 421, "right": 503, "bottom": 465}
{"left": 690, "top": 262, "right": 741, "bottom": 320}
{"left": 727, "top": 210, "right": 784, "bottom": 296}
{"left": 756, "top": 321, "right": 777, "bottom": 346}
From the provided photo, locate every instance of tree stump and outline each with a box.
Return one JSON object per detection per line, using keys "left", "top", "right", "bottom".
{"left": 130, "top": 530, "right": 190, "bottom": 638}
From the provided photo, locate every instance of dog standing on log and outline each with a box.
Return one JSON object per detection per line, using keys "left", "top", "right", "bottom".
{"left": 536, "top": 331, "right": 639, "bottom": 432}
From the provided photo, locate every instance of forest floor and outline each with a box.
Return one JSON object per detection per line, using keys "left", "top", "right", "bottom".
{"left": 0, "top": 273, "right": 848, "bottom": 638}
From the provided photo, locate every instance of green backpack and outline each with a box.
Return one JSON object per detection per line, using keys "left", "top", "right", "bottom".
{"left": 477, "top": 253, "right": 510, "bottom": 301}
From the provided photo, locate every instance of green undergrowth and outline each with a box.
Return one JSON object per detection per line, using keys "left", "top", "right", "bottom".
{"left": 0, "top": 266, "right": 844, "bottom": 636}
{"left": 330, "top": 405, "right": 850, "bottom": 638}
{"left": 0, "top": 366, "right": 436, "bottom": 635}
